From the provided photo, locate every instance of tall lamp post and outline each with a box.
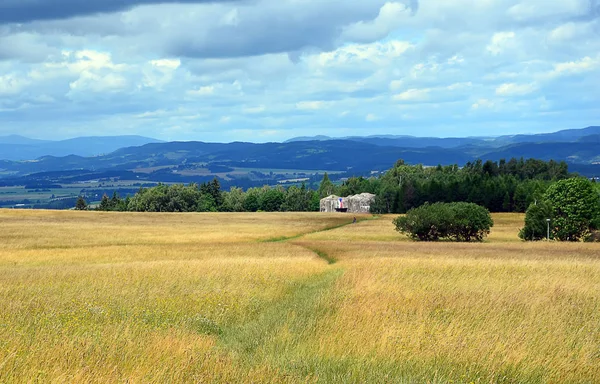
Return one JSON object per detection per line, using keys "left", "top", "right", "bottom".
{"left": 546, "top": 218, "right": 551, "bottom": 241}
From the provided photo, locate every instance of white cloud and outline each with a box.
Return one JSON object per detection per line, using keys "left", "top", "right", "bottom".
{"left": 495, "top": 82, "right": 538, "bottom": 96}
{"left": 135, "top": 109, "right": 168, "bottom": 119}
{"left": 311, "top": 40, "right": 413, "bottom": 68}
{"left": 342, "top": 2, "right": 411, "bottom": 42}
{"left": 296, "top": 101, "right": 331, "bottom": 110}
{"left": 187, "top": 85, "right": 216, "bottom": 96}
{"left": 1, "top": 0, "right": 599, "bottom": 141}
{"left": 69, "top": 72, "right": 128, "bottom": 93}
{"left": 447, "top": 55, "right": 465, "bottom": 65}
{"left": 551, "top": 56, "right": 600, "bottom": 77}
{"left": 66, "top": 50, "right": 127, "bottom": 74}
{"left": 447, "top": 82, "right": 472, "bottom": 91}
{"left": 143, "top": 58, "right": 180, "bottom": 88}
{"left": 548, "top": 22, "right": 593, "bottom": 42}
{"left": 471, "top": 99, "right": 495, "bottom": 110}
{"left": 393, "top": 88, "right": 430, "bottom": 102}
{"left": 150, "top": 58, "right": 181, "bottom": 70}
{"left": 0, "top": 74, "right": 29, "bottom": 95}
{"left": 486, "top": 32, "right": 516, "bottom": 55}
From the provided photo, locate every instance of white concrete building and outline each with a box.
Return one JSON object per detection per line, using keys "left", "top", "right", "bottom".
{"left": 320, "top": 193, "right": 375, "bottom": 213}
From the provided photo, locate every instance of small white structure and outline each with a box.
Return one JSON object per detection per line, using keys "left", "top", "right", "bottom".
{"left": 320, "top": 193, "right": 375, "bottom": 213}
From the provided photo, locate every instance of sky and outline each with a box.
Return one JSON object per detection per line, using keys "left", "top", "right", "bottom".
{"left": 0, "top": 0, "right": 599, "bottom": 142}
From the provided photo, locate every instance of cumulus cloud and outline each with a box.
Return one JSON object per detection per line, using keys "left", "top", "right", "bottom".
{"left": 342, "top": 2, "right": 412, "bottom": 42}
{"left": 486, "top": 32, "right": 516, "bottom": 55}
{"left": 187, "top": 85, "right": 216, "bottom": 96}
{"left": 393, "top": 88, "right": 430, "bottom": 102}
{"left": 0, "top": 0, "right": 599, "bottom": 141}
{"left": 495, "top": 82, "right": 538, "bottom": 96}
{"left": 69, "top": 72, "right": 128, "bottom": 93}
{"left": 0, "top": 74, "right": 28, "bottom": 95}
{"left": 551, "top": 56, "right": 600, "bottom": 76}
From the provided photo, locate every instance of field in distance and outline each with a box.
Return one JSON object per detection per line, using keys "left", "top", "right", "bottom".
{"left": 0, "top": 211, "right": 599, "bottom": 383}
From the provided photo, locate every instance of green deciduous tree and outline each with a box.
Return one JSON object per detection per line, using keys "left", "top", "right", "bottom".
{"left": 222, "top": 187, "right": 246, "bottom": 212}
{"left": 243, "top": 188, "right": 261, "bottom": 212}
{"left": 259, "top": 187, "right": 285, "bottom": 212}
{"left": 519, "top": 200, "right": 553, "bottom": 241}
{"left": 544, "top": 178, "right": 600, "bottom": 241}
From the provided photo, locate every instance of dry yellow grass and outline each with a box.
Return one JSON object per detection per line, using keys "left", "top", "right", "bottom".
{"left": 0, "top": 210, "right": 352, "bottom": 249}
{"left": 1, "top": 209, "right": 599, "bottom": 383}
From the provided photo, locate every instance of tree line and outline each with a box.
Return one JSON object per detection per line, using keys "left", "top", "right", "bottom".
{"left": 85, "top": 157, "right": 575, "bottom": 214}
{"left": 91, "top": 179, "right": 321, "bottom": 213}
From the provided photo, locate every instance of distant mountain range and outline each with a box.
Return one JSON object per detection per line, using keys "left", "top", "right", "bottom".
{"left": 0, "top": 135, "right": 163, "bottom": 161}
{"left": 285, "top": 126, "right": 600, "bottom": 149}
{"left": 0, "top": 127, "right": 599, "bottom": 184}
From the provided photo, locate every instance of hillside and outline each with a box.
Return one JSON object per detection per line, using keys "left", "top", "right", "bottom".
{"left": 286, "top": 126, "right": 600, "bottom": 148}
{"left": 0, "top": 126, "right": 599, "bottom": 185}
{"left": 0, "top": 140, "right": 474, "bottom": 176}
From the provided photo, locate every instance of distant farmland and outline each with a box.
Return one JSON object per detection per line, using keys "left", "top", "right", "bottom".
{"left": 0, "top": 211, "right": 598, "bottom": 383}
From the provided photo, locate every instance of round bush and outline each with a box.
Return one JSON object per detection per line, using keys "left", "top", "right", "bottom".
{"left": 393, "top": 202, "right": 493, "bottom": 242}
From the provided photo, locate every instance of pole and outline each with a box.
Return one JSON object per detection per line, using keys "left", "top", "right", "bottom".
{"left": 546, "top": 219, "right": 550, "bottom": 241}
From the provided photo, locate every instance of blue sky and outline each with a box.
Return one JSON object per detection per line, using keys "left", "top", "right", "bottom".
{"left": 0, "top": 0, "right": 599, "bottom": 142}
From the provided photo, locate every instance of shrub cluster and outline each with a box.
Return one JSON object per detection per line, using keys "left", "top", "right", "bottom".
{"left": 393, "top": 202, "right": 493, "bottom": 242}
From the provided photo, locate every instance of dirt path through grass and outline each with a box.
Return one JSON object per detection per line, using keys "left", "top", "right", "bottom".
{"left": 209, "top": 216, "right": 377, "bottom": 379}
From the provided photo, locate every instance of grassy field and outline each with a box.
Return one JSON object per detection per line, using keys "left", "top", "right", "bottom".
{"left": 0, "top": 210, "right": 599, "bottom": 383}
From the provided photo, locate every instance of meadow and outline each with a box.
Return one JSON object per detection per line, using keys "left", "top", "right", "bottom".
{"left": 0, "top": 210, "right": 598, "bottom": 383}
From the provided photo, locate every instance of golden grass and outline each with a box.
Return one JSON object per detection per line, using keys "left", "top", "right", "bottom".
{"left": 0, "top": 210, "right": 353, "bottom": 249}
{"left": 289, "top": 241, "right": 600, "bottom": 382}
{"left": 1, "top": 209, "right": 599, "bottom": 383}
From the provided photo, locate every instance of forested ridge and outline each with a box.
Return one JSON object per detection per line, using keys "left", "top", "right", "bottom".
{"left": 90, "top": 157, "right": 578, "bottom": 214}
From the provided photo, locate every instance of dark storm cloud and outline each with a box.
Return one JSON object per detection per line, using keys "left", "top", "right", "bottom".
{"left": 165, "top": 1, "right": 389, "bottom": 58}
{"left": 0, "top": 0, "right": 241, "bottom": 23}
{"left": 167, "top": 20, "right": 340, "bottom": 58}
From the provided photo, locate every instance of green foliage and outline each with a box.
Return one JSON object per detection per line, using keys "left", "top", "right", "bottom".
{"left": 544, "top": 178, "right": 600, "bottom": 241}
{"left": 309, "top": 190, "right": 321, "bottom": 212}
{"left": 75, "top": 196, "right": 88, "bottom": 210}
{"left": 259, "top": 187, "right": 285, "bottom": 212}
{"left": 449, "top": 202, "right": 495, "bottom": 241}
{"left": 519, "top": 201, "right": 553, "bottom": 241}
{"left": 281, "top": 185, "right": 312, "bottom": 212}
{"left": 196, "top": 193, "right": 217, "bottom": 212}
{"left": 369, "top": 158, "right": 565, "bottom": 214}
{"left": 221, "top": 187, "right": 246, "bottom": 212}
{"left": 118, "top": 157, "right": 575, "bottom": 215}
{"left": 127, "top": 182, "right": 218, "bottom": 213}
{"left": 97, "top": 192, "right": 130, "bottom": 211}
{"left": 242, "top": 188, "right": 260, "bottom": 212}
{"left": 318, "top": 172, "right": 336, "bottom": 198}
{"left": 393, "top": 202, "right": 493, "bottom": 242}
